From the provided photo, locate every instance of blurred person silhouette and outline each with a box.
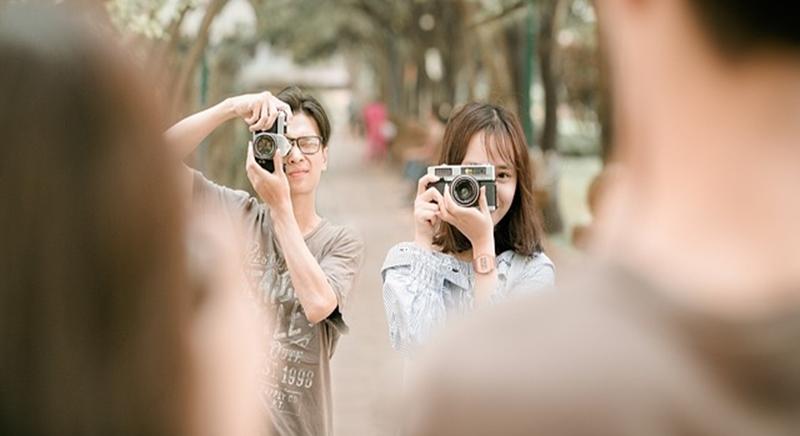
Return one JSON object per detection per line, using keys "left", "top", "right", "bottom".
{"left": 0, "top": 4, "right": 263, "bottom": 436}
{"left": 571, "top": 163, "right": 623, "bottom": 250}
{"left": 166, "top": 86, "right": 365, "bottom": 436}
{"left": 363, "top": 100, "right": 390, "bottom": 161}
{"left": 405, "top": 1, "right": 800, "bottom": 435}
{"left": 401, "top": 109, "right": 446, "bottom": 193}
{"left": 382, "top": 103, "right": 555, "bottom": 361}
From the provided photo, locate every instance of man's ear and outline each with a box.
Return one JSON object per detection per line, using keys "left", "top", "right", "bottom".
{"left": 321, "top": 147, "right": 328, "bottom": 171}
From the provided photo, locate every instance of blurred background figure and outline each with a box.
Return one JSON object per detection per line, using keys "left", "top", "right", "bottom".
{"left": 405, "top": 0, "right": 800, "bottom": 435}
{"left": 570, "top": 163, "right": 621, "bottom": 250}
{"left": 399, "top": 109, "right": 446, "bottom": 200}
{"left": 363, "top": 101, "right": 391, "bottom": 161}
{"left": 0, "top": 4, "right": 263, "bottom": 436}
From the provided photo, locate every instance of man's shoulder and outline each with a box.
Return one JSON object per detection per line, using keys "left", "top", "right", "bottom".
{"left": 192, "top": 169, "right": 259, "bottom": 213}
{"left": 316, "top": 220, "right": 364, "bottom": 255}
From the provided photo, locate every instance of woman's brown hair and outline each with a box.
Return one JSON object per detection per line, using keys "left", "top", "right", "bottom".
{"left": 432, "top": 103, "right": 545, "bottom": 256}
{"left": 0, "top": 5, "right": 193, "bottom": 436}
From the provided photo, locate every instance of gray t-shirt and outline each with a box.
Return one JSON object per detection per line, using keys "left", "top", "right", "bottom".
{"left": 192, "top": 172, "right": 364, "bottom": 436}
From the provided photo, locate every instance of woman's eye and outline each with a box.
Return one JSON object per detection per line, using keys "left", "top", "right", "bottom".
{"left": 498, "top": 172, "right": 512, "bottom": 179}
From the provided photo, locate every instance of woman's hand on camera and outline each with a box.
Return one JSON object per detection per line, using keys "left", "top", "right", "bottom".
{"left": 413, "top": 174, "right": 444, "bottom": 250}
{"left": 245, "top": 142, "right": 291, "bottom": 211}
{"left": 227, "top": 91, "right": 293, "bottom": 132}
{"left": 439, "top": 184, "right": 494, "bottom": 251}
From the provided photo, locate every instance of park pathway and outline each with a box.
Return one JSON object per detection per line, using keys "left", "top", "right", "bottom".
{"left": 316, "top": 130, "right": 410, "bottom": 436}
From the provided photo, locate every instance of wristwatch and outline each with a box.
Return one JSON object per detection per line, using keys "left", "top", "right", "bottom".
{"left": 472, "top": 254, "right": 496, "bottom": 275}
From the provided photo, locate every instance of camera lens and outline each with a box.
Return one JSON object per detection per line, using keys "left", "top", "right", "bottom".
{"left": 451, "top": 175, "right": 479, "bottom": 207}
{"left": 253, "top": 134, "right": 276, "bottom": 159}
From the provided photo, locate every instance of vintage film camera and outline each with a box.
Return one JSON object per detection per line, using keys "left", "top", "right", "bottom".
{"left": 252, "top": 111, "right": 292, "bottom": 173}
{"left": 426, "top": 164, "right": 497, "bottom": 210}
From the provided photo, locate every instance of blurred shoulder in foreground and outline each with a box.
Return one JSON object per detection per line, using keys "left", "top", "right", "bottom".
{"left": 406, "top": 262, "right": 800, "bottom": 436}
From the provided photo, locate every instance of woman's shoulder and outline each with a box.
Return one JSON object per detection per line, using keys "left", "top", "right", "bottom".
{"left": 383, "top": 242, "right": 463, "bottom": 270}
{"left": 508, "top": 250, "right": 555, "bottom": 269}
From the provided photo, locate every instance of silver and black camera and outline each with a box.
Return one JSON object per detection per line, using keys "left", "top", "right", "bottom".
{"left": 426, "top": 164, "right": 497, "bottom": 210}
{"left": 252, "top": 111, "right": 292, "bottom": 172}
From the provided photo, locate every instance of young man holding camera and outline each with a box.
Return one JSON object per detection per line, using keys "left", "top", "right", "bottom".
{"left": 406, "top": 0, "right": 800, "bottom": 435}
{"left": 166, "top": 86, "right": 364, "bottom": 436}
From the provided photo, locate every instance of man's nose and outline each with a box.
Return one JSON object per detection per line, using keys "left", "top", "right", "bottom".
{"left": 287, "top": 143, "right": 303, "bottom": 163}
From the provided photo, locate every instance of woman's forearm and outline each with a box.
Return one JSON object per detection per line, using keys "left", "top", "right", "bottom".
{"left": 471, "top": 237, "right": 497, "bottom": 306}
{"left": 165, "top": 98, "right": 236, "bottom": 160}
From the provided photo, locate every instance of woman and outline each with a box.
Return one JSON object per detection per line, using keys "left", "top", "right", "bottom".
{"left": 166, "top": 87, "right": 364, "bottom": 436}
{"left": 0, "top": 5, "right": 263, "bottom": 436}
{"left": 382, "top": 103, "right": 555, "bottom": 356}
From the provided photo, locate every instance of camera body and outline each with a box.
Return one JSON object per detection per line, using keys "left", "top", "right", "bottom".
{"left": 252, "top": 111, "right": 292, "bottom": 172}
{"left": 426, "top": 164, "right": 497, "bottom": 210}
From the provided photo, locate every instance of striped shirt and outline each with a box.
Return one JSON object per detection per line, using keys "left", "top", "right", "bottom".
{"left": 381, "top": 242, "right": 555, "bottom": 356}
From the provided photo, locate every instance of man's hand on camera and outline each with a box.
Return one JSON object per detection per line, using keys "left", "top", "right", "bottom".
{"left": 227, "top": 91, "right": 293, "bottom": 132}
{"left": 245, "top": 142, "right": 291, "bottom": 212}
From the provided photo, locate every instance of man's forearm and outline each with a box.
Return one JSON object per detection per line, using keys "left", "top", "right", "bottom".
{"left": 270, "top": 209, "right": 338, "bottom": 324}
{"left": 165, "top": 99, "right": 235, "bottom": 160}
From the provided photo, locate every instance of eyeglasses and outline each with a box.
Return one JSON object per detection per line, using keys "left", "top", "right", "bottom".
{"left": 286, "top": 135, "right": 323, "bottom": 155}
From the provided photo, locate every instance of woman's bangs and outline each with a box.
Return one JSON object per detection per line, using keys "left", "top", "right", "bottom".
{"left": 482, "top": 128, "right": 517, "bottom": 171}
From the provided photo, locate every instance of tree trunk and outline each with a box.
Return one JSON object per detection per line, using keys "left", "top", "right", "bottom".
{"left": 537, "top": 0, "right": 560, "bottom": 153}
{"left": 537, "top": 0, "right": 566, "bottom": 234}
{"left": 170, "top": 0, "right": 228, "bottom": 117}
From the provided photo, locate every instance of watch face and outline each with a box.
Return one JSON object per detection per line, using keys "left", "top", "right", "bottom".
{"left": 474, "top": 255, "right": 495, "bottom": 274}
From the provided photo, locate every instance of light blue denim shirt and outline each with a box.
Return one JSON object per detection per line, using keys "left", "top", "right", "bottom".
{"left": 381, "top": 242, "right": 555, "bottom": 356}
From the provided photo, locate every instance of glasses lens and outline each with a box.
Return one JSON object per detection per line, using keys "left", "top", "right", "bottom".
{"left": 297, "top": 137, "right": 321, "bottom": 154}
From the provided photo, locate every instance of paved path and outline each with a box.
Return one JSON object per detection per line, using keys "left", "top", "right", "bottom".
{"left": 316, "top": 132, "right": 410, "bottom": 436}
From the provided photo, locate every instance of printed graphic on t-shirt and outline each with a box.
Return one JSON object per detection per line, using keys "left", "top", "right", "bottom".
{"left": 248, "top": 242, "right": 317, "bottom": 415}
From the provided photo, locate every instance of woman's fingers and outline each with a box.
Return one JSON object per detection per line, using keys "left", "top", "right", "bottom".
{"left": 478, "top": 186, "right": 490, "bottom": 216}
{"left": 415, "top": 201, "right": 439, "bottom": 214}
{"left": 417, "top": 186, "right": 444, "bottom": 204}
{"left": 416, "top": 174, "right": 440, "bottom": 197}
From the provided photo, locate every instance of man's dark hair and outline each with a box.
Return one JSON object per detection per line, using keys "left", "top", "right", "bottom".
{"left": 276, "top": 86, "right": 332, "bottom": 146}
{"left": 688, "top": 1, "right": 800, "bottom": 56}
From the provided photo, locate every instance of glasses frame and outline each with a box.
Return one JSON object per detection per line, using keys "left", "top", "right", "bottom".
{"left": 285, "top": 135, "right": 323, "bottom": 155}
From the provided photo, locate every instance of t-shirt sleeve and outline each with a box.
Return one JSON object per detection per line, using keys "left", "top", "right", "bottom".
{"left": 191, "top": 169, "right": 261, "bottom": 228}
{"left": 320, "top": 226, "right": 365, "bottom": 333}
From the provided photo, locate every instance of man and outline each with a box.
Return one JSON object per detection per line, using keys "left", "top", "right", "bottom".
{"left": 407, "top": 1, "right": 800, "bottom": 435}
{"left": 166, "top": 87, "right": 364, "bottom": 436}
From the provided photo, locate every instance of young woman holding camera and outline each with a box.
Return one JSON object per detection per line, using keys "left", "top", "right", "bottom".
{"left": 166, "top": 87, "right": 364, "bottom": 436}
{"left": 382, "top": 103, "right": 555, "bottom": 356}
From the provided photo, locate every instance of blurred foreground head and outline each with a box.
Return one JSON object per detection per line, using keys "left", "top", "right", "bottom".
{"left": 0, "top": 5, "right": 192, "bottom": 436}
{"left": 593, "top": 0, "right": 800, "bottom": 300}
